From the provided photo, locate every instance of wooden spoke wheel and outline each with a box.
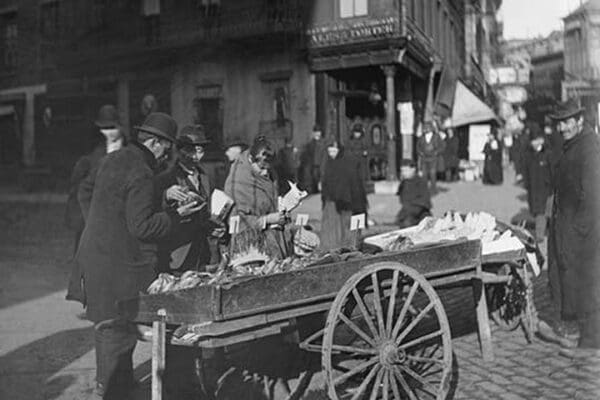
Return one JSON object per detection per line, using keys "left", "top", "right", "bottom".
{"left": 322, "top": 262, "right": 453, "bottom": 400}
{"left": 488, "top": 263, "right": 525, "bottom": 331}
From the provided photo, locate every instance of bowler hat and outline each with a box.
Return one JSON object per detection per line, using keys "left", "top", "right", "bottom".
{"left": 422, "top": 121, "right": 435, "bottom": 133}
{"left": 95, "top": 104, "right": 120, "bottom": 128}
{"left": 134, "top": 112, "right": 178, "bottom": 142}
{"left": 224, "top": 135, "right": 248, "bottom": 150}
{"left": 177, "top": 124, "right": 211, "bottom": 148}
{"left": 549, "top": 100, "right": 584, "bottom": 121}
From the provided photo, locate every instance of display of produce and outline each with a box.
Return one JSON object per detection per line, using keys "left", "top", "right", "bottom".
{"left": 146, "top": 248, "right": 364, "bottom": 294}
{"left": 387, "top": 211, "right": 500, "bottom": 251}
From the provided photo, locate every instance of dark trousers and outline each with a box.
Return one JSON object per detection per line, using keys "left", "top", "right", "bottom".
{"left": 94, "top": 322, "right": 137, "bottom": 399}
{"left": 310, "top": 165, "right": 321, "bottom": 193}
{"left": 420, "top": 159, "right": 437, "bottom": 192}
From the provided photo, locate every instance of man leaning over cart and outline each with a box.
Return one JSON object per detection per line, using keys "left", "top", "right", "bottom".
{"left": 73, "top": 113, "right": 203, "bottom": 399}
{"left": 539, "top": 100, "right": 600, "bottom": 356}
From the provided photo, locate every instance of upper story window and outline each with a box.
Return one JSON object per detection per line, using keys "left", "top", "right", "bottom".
{"left": 41, "top": 1, "right": 60, "bottom": 38}
{"left": 340, "top": 0, "right": 367, "bottom": 18}
{"left": 0, "top": 11, "right": 17, "bottom": 69}
{"left": 91, "top": 0, "right": 107, "bottom": 29}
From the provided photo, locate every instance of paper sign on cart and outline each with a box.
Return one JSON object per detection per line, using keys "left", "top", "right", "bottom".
{"left": 228, "top": 216, "right": 240, "bottom": 234}
{"left": 350, "top": 214, "right": 366, "bottom": 231}
{"left": 295, "top": 214, "right": 309, "bottom": 226}
{"left": 526, "top": 252, "right": 541, "bottom": 277}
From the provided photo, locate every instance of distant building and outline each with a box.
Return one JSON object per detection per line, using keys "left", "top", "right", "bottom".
{"left": 562, "top": 0, "right": 600, "bottom": 127}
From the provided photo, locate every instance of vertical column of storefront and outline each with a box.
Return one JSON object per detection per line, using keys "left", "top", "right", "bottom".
{"left": 117, "top": 78, "right": 130, "bottom": 136}
{"left": 383, "top": 65, "right": 397, "bottom": 180}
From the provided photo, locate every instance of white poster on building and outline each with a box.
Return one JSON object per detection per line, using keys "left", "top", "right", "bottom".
{"left": 397, "top": 102, "right": 414, "bottom": 135}
{"left": 469, "top": 124, "right": 490, "bottom": 161}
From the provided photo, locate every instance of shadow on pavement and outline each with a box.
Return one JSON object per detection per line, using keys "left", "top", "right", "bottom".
{"left": 0, "top": 327, "right": 94, "bottom": 400}
{"left": 0, "top": 201, "right": 73, "bottom": 310}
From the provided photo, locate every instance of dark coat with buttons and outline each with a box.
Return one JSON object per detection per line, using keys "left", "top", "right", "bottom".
{"left": 74, "top": 143, "right": 177, "bottom": 322}
{"left": 551, "top": 129, "right": 600, "bottom": 319}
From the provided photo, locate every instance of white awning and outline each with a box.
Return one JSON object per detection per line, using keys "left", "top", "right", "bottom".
{"left": 450, "top": 81, "right": 498, "bottom": 127}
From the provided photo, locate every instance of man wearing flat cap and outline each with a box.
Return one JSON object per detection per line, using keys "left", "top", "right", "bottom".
{"left": 74, "top": 112, "right": 202, "bottom": 399}
{"left": 543, "top": 101, "right": 600, "bottom": 354}
{"left": 155, "top": 124, "right": 216, "bottom": 272}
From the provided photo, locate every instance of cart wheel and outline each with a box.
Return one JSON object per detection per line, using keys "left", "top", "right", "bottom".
{"left": 489, "top": 263, "right": 525, "bottom": 331}
{"left": 322, "top": 262, "right": 453, "bottom": 400}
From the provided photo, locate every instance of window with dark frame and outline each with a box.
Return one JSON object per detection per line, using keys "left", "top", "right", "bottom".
{"left": 0, "top": 12, "right": 17, "bottom": 70}
{"left": 91, "top": 0, "right": 108, "bottom": 29}
{"left": 193, "top": 85, "right": 224, "bottom": 150}
{"left": 41, "top": 1, "right": 60, "bottom": 38}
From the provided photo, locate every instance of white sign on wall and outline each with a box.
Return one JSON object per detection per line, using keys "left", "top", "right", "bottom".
{"left": 469, "top": 124, "right": 491, "bottom": 161}
{"left": 397, "top": 102, "right": 414, "bottom": 135}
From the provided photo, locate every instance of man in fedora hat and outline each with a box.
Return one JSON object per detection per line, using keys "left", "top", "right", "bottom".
{"left": 66, "top": 104, "right": 125, "bottom": 305}
{"left": 65, "top": 105, "right": 125, "bottom": 253}
{"left": 74, "top": 112, "right": 203, "bottom": 399}
{"left": 155, "top": 124, "right": 217, "bottom": 272}
{"left": 539, "top": 100, "right": 600, "bottom": 354}
{"left": 417, "top": 121, "right": 443, "bottom": 193}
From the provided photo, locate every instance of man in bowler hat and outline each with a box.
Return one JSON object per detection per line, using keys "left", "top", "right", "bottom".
{"left": 155, "top": 124, "right": 217, "bottom": 272}
{"left": 541, "top": 101, "right": 600, "bottom": 355}
{"left": 74, "top": 112, "right": 202, "bottom": 399}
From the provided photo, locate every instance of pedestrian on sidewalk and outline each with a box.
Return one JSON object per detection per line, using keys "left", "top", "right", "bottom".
{"left": 320, "top": 138, "right": 367, "bottom": 251}
{"left": 543, "top": 101, "right": 600, "bottom": 354}
{"left": 416, "top": 122, "right": 443, "bottom": 193}
{"left": 482, "top": 129, "right": 503, "bottom": 185}
{"left": 64, "top": 105, "right": 125, "bottom": 255}
{"left": 522, "top": 126, "right": 551, "bottom": 242}
{"left": 299, "top": 125, "right": 325, "bottom": 194}
{"left": 65, "top": 105, "right": 125, "bottom": 306}
{"left": 443, "top": 127, "right": 459, "bottom": 181}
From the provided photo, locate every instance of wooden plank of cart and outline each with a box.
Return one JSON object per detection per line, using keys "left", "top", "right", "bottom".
{"left": 118, "top": 238, "right": 534, "bottom": 400}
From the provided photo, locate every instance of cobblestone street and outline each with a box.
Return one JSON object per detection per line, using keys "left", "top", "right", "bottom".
{"left": 1, "top": 167, "right": 599, "bottom": 399}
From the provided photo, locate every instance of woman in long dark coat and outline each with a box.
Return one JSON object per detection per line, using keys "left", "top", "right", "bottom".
{"left": 320, "top": 138, "right": 367, "bottom": 251}
{"left": 482, "top": 131, "right": 503, "bottom": 185}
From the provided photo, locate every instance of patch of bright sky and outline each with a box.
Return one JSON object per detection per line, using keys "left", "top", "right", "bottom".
{"left": 499, "top": 0, "right": 583, "bottom": 39}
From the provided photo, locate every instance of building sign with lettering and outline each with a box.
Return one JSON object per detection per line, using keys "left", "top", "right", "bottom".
{"left": 307, "top": 17, "right": 399, "bottom": 48}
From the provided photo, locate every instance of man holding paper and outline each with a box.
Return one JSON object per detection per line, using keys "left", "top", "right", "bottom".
{"left": 155, "top": 125, "right": 220, "bottom": 272}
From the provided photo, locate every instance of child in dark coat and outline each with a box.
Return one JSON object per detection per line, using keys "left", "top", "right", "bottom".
{"left": 523, "top": 130, "right": 552, "bottom": 241}
{"left": 396, "top": 160, "right": 432, "bottom": 228}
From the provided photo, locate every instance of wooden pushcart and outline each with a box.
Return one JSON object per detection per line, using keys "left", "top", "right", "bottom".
{"left": 119, "top": 238, "right": 535, "bottom": 400}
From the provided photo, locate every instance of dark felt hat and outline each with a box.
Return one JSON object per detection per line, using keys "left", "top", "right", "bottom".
{"left": 549, "top": 100, "right": 584, "bottom": 121}
{"left": 134, "top": 112, "right": 178, "bottom": 142}
{"left": 95, "top": 104, "right": 120, "bottom": 128}
{"left": 224, "top": 135, "right": 248, "bottom": 149}
{"left": 422, "top": 121, "right": 435, "bottom": 133}
{"left": 177, "top": 124, "right": 211, "bottom": 148}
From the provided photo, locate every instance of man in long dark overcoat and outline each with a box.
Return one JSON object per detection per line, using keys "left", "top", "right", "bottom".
{"left": 75, "top": 112, "right": 201, "bottom": 399}
{"left": 548, "top": 101, "right": 600, "bottom": 352}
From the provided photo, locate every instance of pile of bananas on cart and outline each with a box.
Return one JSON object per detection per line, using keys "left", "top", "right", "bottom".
{"left": 147, "top": 247, "right": 364, "bottom": 294}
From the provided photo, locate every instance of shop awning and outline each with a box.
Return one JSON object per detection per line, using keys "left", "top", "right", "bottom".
{"left": 450, "top": 81, "right": 498, "bottom": 127}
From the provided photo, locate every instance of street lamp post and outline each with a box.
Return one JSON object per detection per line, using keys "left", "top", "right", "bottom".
{"left": 382, "top": 65, "right": 397, "bottom": 181}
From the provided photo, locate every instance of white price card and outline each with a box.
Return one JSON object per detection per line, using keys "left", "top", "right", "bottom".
{"left": 295, "top": 214, "right": 309, "bottom": 226}
{"left": 228, "top": 215, "right": 240, "bottom": 234}
{"left": 350, "top": 213, "right": 366, "bottom": 231}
